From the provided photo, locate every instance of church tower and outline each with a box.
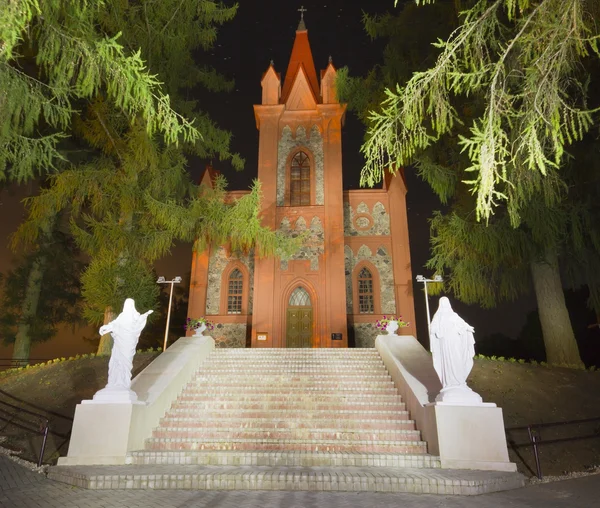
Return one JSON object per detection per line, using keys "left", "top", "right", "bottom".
{"left": 251, "top": 13, "right": 348, "bottom": 347}
{"left": 187, "top": 12, "right": 416, "bottom": 349}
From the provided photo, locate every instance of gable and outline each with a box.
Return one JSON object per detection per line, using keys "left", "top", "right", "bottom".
{"left": 285, "top": 65, "right": 318, "bottom": 111}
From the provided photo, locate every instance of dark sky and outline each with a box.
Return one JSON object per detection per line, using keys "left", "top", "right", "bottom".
{"left": 0, "top": 1, "right": 537, "bottom": 359}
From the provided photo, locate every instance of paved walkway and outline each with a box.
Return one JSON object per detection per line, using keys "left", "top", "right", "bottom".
{"left": 1, "top": 457, "right": 599, "bottom": 508}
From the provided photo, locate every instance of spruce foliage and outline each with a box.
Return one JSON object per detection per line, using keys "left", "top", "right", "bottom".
{"left": 12, "top": 1, "right": 297, "bottom": 341}
{"left": 340, "top": 0, "right": 600, "bottom": 365}
{"left": 361, "top": 0, "right": 600, "bottom": 223}
{"left": 1, "top": 0, "right": 201, "bottom": 182}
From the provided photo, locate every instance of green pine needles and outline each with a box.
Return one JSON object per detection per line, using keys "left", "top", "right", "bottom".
{"left": 0, "top": 0, "right": 202, "bottom": 182}
{"left": 365, "top": 0, "right": 600, "bottom": 224}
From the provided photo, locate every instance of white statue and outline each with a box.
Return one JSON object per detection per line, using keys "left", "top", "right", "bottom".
{"left": 429, "top": 297, "right": 483, "bottom": 404}
{"left": 92, "top": 299, "right": 153, "bottom": 403}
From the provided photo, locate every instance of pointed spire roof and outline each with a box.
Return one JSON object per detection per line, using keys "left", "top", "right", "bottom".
{"left": 199, "top": 163, "right": 220, "bottom": 188}
{"left": 281, "top": 12, "right": 319, "bottom": 104}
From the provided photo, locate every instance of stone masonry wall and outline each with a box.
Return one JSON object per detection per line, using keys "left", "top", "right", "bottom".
{"left": 212, "top": 323, "right": 247, "bottom": 348}
{"left": 277, "top": 125, "right": 324, "bottom": 206}
{"left": 351, "top": 322, "right": 380, "bottom": 348}
{"left": 343, "top": 201, "right": 391, "bottom": 237}
{"left": 345, "top": 244, "right": 396, "bottom": 316}
{"left": 279, "top": 216, "right": 324, "bottom": 271}
{"left": 205, "top": 247, "right": 254, "bottom": 315}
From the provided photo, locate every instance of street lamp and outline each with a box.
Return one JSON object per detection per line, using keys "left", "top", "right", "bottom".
{"left": 156, "top": 276, "right": 182, "bottom": 352}
{"left": 415, "top": 274, "right": 443, "bottom": 337}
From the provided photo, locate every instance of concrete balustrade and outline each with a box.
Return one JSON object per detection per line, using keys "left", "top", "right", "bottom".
{"left": 58, "top": 336, "right": 215, "bottom": 466}
{"left": 375, "top": 335, "right": 516, "bottom": 472}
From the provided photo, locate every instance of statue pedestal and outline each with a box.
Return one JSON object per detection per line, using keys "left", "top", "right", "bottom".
{"left": 58, "top": 336, "right": 215, "bottom": 466}
{"left": 376, "top": 335, "right": 517, "bottom": 472}
{"left": 435, "top": 385, "right": 490, "bottom": 406}
{"left": 86, "top": 387, "right": 141, "bottom": 404}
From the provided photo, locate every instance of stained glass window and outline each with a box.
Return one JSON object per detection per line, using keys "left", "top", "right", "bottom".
{"left": 358, "top": 267, "right": 374, "bottom": 314}
{"left": 227, "top": 269, "right": 243, "bottom": 314}
{"left": 290, "top": 151, "right": 310, "bottom": 206}
{"left": 289, "top": 287, "right": 311, "bottom": 306}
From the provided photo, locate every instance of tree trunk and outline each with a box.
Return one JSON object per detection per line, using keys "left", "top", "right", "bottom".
{"left": 12, "top": 255, "right": 46, "bottom": 365}
{"left": 97, "top": 307, "right": 115, "bottom": 355}
{"left": 530, "top": 250, "right": 584, "bottom": 367}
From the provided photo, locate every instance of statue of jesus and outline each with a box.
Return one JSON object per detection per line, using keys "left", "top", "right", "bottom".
{"left": 92, "top": 298, "right": 153, "bottom": 403}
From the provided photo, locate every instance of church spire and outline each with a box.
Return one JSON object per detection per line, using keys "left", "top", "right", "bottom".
{"left": 297, "top": 5, "right": 307, "bottom": 31}
{"left": 281, "top": 6, "right": 319, "bottom": 103}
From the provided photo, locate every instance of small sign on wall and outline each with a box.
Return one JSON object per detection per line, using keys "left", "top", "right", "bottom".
{"left": 331, "top": 333, "right": 343, "bottom": 341}
{"left": 257, "top": 332, "right": 268, "bottom": 341}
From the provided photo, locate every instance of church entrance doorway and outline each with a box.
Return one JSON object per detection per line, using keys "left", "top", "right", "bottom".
{"left": 285, "top": 287, "right": 313, "bottom": 348}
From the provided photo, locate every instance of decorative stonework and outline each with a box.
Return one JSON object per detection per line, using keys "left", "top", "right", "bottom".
{"left": 277, "top": 125, "right": 324, "bottom": 206}
{"left": 212, "top": 323, "right": 247, "bottom": 348}
{"left": 345, "top": 244, "right": 396, "bottom": 315}
{"left": 343, "top": 201, "right": 391, "bottom": 237}
{"left": 206, "top": 248, "right": 253, "bottom": 315}
{"left": 279, "top": 216, "right": 324, "bottom": 271}
{"left": 354, "top": 214, "right": 373, "bottom": 231}
{"left": 352, "top": 323, "right": 379, "bottom": 348}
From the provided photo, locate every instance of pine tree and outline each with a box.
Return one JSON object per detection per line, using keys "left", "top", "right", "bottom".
{"left": 0, "top": 220, "right": 83, "bottom": 364}
{"left": 339, "top": 0, "right": 600, "bottom": 366}
{"left": 12, "top": 1, "right": 298, "bottom": 354}
{"left": 1, "top": 0, "right": 200, "bottom": 183}
{"left": 360, "top": 0, "right": 600, "bottom": 224}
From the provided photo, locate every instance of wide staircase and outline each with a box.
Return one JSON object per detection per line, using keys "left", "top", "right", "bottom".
{"left": 50, "top": 348, "right": 524, "bottom": 494}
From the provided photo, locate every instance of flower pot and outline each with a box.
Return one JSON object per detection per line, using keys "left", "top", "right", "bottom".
{"left": 385, "top": 321, "right": 399, "bottom": 335}
{"left": 192, "top": 323, "right": 207, "bottom": 337}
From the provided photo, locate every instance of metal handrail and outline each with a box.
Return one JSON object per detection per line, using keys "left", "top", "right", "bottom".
{"left": 0, "top": 394, "right": 72, "bottom": 466}
{"left": 0, "top": 389, "right": 73, "bottom": 421}
{"left": 506, "top": 417, "right": 600, "bottom": 479}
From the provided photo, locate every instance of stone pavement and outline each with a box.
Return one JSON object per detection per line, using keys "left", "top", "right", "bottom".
{"left": 1, "top": 456, "right": 599, "bottom": 508}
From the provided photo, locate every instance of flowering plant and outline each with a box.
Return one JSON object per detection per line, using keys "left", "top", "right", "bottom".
{"left": 184, "top": 317, "right": 215, "bottom": 332}
{"left": 375, "top": 315, "right": 409, "bottom": 330}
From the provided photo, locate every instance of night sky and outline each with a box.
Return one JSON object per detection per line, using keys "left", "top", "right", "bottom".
{"left": 0, "top": 1, "right": 538, "bottom": 359}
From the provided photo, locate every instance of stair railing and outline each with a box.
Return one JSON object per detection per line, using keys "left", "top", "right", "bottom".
{"left": 505, "top": 417, "right": 600, "bottom": 479}
{"left": 0, "top": 390, "right": 73, "bottom": 466}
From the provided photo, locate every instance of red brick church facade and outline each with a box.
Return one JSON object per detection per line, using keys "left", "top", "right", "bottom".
{"left": 187, "top": 18, "right": 415, "bottom": 348}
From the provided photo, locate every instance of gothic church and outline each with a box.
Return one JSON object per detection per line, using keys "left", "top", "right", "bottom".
{"left": 187, "top": 16, "right": 415, "bottom": 348}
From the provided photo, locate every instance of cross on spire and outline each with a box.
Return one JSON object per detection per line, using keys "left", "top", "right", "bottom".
{"left": 297, "top": 5, "right": 307, "bottom": 30}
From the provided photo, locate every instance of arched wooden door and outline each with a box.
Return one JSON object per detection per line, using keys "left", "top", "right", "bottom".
{"left": 286, "top": 287, "right": 312, "bottom": 348}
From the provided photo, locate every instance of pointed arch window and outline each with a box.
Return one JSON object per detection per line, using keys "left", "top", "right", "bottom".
{"left": 289, "top": 287, "right": 311, "bottom": 307}
{"left": 227, "top": 269, "right": 243, "bottom": 314}
{"left": 290, "top": 151, "right": 310, "bottom": 206}
{"left": 358, "top": 267, "right": 374, "bottom": 314}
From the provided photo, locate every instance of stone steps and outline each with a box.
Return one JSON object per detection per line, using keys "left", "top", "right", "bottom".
{"left": 164, "top": 408, "right": 409, "bottom": 419}
{"left": 144, "top": 437, "right": 429, "bottom": 454}
{"left": 167, "top": 401, "right": 407, "bottom": 412}
{"left": 127, "top": 450, "right": 440, "bottom": 468}
{"left": 183, "top": 386, "right": 399, "bottom": 395}
{"left": 158, "top": 418, "right": 416, "bottom": 431}
{"left": 176, "top": 393, "right": 402, "bottom": 403}
{"left": 49, "top": 348, "right": 525, "bottom": 495}
{"left": 151, "top": 428, "right": 422, "bottom": 441}
{"left": 48, "top": 464, "right": 525, "bottom": 495}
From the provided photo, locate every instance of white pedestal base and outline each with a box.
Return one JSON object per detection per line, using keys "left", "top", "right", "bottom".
{"left": 435, "top": 385, "right": 491, "bottom": 406}
{"left": 86, "top": 387, "right": 141, "bottom": 404}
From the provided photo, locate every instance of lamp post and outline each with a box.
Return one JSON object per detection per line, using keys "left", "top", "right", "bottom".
{"left": 415, "top": 274, "right": 443, "bottom": 337}
{"left": 156, "top": 276, "right": 182, "bottom": 352}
